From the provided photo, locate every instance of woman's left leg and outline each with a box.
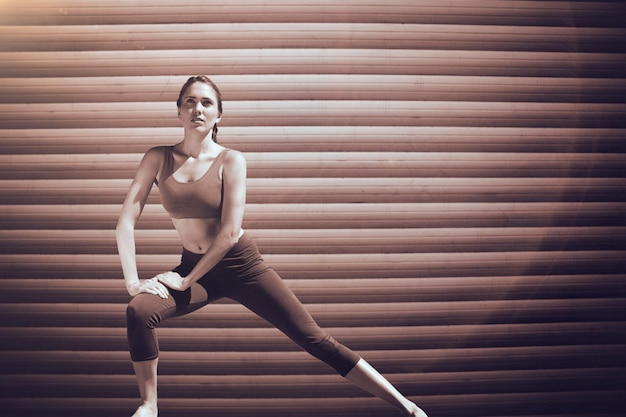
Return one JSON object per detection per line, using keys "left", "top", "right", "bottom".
{"left": 345, "top": 359, "right": 428, "bottom": 417}
{"left": 224, "top": 266, "right": 427, "bottom": 417}
{"left": 224, "top": 265, "right": 359, "bottom": 375}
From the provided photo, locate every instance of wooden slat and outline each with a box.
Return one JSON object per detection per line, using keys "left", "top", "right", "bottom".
{"left": 3, "top": 75, "right": 626, "bottom": 104}
{"left": 3, "top": 298, "right": 625, "bottom": 329}
{"left": 2, "top": 24, "right": 625, "bottom": 53}
{"left": 1, "top": 50, "right": 624, "bottom": 78}
{"left": 2, "top": 274, "right": 624, "bottom": 304}
{"left": 4, "top": 367, "right": 626, "bottom": 398}
{"left": 2, "top": 0, "right": 625, "bottom": 26}
{"left": 1, "top": 226, "right": 625, "bottom": 255}
{"left": 3, "top": 322, "right": 625, "bottom": 352}
{"left": 1, "top": 100, "right": 624, "bottom": 129}
{"left": 1, "top": 177, "right": 625, "bottom": 205}
{"left": 2, "top": 126, "right": 625, "bottom": 154}
{"left": 2, "top": 152, "right": 625, "bottom": 180}
{"left": 1, "top": 251, "right": 624, "bottom": 279}
{"left": 2, "top": 345, "right": 625, "bottom": 375}
{"left": 1, "top": 395, "right": 624, "bottom": 417}
{"left": 3, "top": 202, "right": 625, "bottom": 230}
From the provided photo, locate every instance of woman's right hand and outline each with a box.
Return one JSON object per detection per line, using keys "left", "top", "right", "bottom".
{"left": 128, "top": 278, "right": 170, "bottom": 299}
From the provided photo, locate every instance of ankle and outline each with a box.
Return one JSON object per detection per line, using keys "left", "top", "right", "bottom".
{"left": 132, "top": 401, "right": 158, "bottom": 417}
{"left": 406, "top": 403, "right": 428, "bottom": 417}
{"left": 142, "top": 401, "right": 158, "bottom": 411}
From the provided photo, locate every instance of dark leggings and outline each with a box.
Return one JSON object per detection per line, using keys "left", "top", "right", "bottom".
{"left": 126, "top": 233, "right": 361, "bottom": 376}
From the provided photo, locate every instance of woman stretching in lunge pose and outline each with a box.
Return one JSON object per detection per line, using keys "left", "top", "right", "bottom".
{"left": 117, "top": 75, "right": 429, "bottom": 417}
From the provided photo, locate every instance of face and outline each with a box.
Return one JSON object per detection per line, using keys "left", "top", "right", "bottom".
{"left": 177, "top": 82, "right": 222, "bottom": 132}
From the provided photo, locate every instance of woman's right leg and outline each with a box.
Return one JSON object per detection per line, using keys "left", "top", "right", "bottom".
{"left": 126, "top": 282, "right": 212, "bottom": 416}
{"left": 131, "top": 358, "right": 159, "bottom": 417}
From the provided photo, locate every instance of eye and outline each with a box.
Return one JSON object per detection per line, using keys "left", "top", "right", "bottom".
{"left": 202, "top": 100, "right": 213, "bottom": 107}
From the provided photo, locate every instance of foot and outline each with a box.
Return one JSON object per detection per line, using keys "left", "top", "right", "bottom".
{"left": 131, "top": 402, "right": 158, "bottom": 417}
{"left": 406, "top": 402, "right": 428, "bottom": 417}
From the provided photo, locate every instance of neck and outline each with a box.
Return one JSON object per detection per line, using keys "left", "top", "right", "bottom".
{"left": 178, "top": 137, "right": 212, "bottom": 158}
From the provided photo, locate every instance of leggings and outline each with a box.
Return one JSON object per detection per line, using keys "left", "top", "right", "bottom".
{"left": 126, "top": 233, "right": 361, "bottom": 376}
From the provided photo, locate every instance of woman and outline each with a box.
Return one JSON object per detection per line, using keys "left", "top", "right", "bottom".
{"left": 117, "top": 75, "right": 428, "bottom": 417}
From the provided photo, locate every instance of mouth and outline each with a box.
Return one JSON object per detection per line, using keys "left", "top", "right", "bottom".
{"left": 191, "top": 118, "right": 204, "bottom": 124}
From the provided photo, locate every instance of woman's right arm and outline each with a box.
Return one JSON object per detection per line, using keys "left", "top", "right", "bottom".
{"left": 116, "top": 147, "right": 169, "bottom": 298}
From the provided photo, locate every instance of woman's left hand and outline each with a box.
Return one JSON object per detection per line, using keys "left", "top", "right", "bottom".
{"left": 156, "top": 271, "right": 189, "bottom": 291}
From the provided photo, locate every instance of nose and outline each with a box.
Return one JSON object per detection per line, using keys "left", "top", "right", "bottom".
{"left": 194, "top": 101, "right": 203, "bottom": 114}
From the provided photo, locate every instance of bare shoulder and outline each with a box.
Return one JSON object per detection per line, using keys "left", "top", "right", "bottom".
{"left": 222, "top": 149, "right": 247, "bottom": 169}
{"left": 145, "top": 145, "right": 169, "bottom": 159}
{"left": 132, "top": 146, "right": 169, "bottom": 183}
{"left": 140, "top": 145, "right": 169, "bottom": 167}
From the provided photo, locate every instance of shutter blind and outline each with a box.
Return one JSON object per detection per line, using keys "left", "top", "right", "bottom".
{"left": 1, "top": 1, "right": 625, "bottom": 417}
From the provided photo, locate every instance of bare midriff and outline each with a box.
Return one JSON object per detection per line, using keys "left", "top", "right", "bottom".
{"left": 171, "top": 217, "right": 221, "bottom": 254}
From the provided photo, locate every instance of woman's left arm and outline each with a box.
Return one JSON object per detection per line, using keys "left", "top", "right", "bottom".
{"left": 158, "top": 150, "right": 247, "bottom": 290}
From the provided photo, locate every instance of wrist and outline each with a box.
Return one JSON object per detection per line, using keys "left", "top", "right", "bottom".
{"left": 127, "top": 280, "right": 141, "bottom": 294}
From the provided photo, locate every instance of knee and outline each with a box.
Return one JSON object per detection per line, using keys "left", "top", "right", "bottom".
{"left": 126, "top": 295, "right": 162, "bottom": 330}
{"left": 292, "top": 325, "right": 338, "bottom": 359}
{"left": 308, "top": 332, "right": 341, "bottom": 357}
{"left": 300, "top": 331, "right": 360, "bottom": 376}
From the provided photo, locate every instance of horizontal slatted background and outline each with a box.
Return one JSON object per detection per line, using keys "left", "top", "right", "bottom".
{"left": 1, "top": 1, "right": 626, "bottom": 416}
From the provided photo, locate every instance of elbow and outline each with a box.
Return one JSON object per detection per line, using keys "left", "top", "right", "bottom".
{"left": 115, "top": 218, "right": 126, "bottom": 235}
{"left": 221, "top": 227, "right": 242, "bottom": 249}
{"left": 227, "top": 229, "right": 242, "bottom": 248}
{"left": 116, "top": 217, "right": 134, "bottom": 238}
{"left": 115, "top": 222, "right": 126, "bottom": 245}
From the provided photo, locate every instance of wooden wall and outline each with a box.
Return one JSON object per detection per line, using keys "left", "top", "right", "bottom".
{"left": 1, "top": 1, "right": 625, "bottom": 416}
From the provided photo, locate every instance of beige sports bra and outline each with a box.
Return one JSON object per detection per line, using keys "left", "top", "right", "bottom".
{"left": 156, "top": 146, "right": 229, "bottom": 219}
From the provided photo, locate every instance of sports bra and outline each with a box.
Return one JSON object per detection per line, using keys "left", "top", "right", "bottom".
{"left": 156, "top": 146, "right": 229, "bottom": 219}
